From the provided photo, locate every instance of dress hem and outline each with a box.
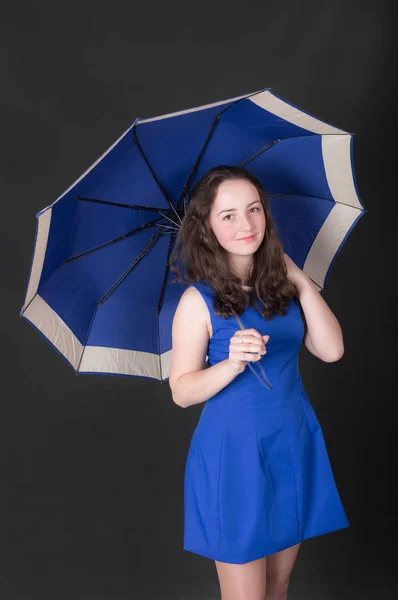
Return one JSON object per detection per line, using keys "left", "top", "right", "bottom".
{"left": 183, "top": 521, "right": 350, "bottom": 564}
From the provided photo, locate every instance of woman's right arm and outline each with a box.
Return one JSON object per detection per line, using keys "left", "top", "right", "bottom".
{"left": 169, "top": 287, "right": 242, "bottom": 408}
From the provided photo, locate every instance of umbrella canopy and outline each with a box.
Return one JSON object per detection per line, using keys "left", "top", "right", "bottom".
{"left": 20, "top": 86, "right": 365, "bottom": 382}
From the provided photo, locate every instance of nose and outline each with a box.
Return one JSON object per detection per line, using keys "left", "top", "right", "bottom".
{"left": 237, "top": 214, "right": 253, "bottom": 232}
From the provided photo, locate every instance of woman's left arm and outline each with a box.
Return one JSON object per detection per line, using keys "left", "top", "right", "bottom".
{"left": 283, "top": 253, "right": 344, "bottom": 362}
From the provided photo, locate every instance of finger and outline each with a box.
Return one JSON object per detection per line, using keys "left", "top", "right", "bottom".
{"left": 246, "top": 328, "right": 264, "bottom": 340}
{"left": 245, "top": 343, "right": 267, "bottom": 353}
{"left": 234, "top": 329, "right": 262, "bottom": 341}
{"left": 233, "top": 351, "right": 258, "bottom": 361}
{"left": 244, "top": 351, "right": 263, "bottom": 360}
{"left": 231, "top": 337, "right": 263, "bottom": 350}
{"left": 232, "top": 334, "right": 266, "bottom": 349}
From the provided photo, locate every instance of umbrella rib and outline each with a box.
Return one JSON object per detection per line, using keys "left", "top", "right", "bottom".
{"left": 176, "top": 127, "right": 351, "bottom": 213}
{"left": 269, "top": 192, "right": 365, "bottom": 211}
{"left": 66, "top": 196, "right": 182, "bottom": 263}
{"left": 239, "top": 139, "right": 280, "bottom": 167}
{"left": 132, "top": 126, "right": 182, "bottom": 228}
{"left": 64, "top": 216, "right": 165, "bottom": 263}
{"left": 176, "top": 93, "right": 260, "bottom": 213}
{"left": 175, "top": 106, "right": 228, "bottom": 211}
{"left": 239, "top": 133, "right": 353, "bottom": 167}
{"left": 77, "top": 196, "right": 174, "bottom": 212}
{"left": 75, "top": 226, "right": 166, "bottom": 373}
{"left": 308, "top": 276, "right": 324, "bottom": 291}
{"left": 78, "top": 196, "right": 183, "bottom": 226}
{"left": 130, "top": 88, "right": 268, "bottom": 220}
{"left": 97, "top": 227, "right": 164, "bottom": 307}
{"left": 239, "top": 132, "right": 352, "bottom": 170}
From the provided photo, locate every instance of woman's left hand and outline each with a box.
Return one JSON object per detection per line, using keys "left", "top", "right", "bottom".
{"left": 283, "top": 253, "right": 307, "bottom": 287}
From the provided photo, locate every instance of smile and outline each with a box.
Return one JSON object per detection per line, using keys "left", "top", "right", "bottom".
{"left": 237, "top": 233, "right": 257, "bottom": 242}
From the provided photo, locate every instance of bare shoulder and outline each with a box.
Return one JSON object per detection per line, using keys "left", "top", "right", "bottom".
{"left": 179, "top": 286, "right": 212, "bottom": 338}
{"left": 168, "top": 286, "right": 211, "bottom": 395}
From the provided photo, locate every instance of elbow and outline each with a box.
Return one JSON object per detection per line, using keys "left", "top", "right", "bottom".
{"left": 325, "top": 345, "right": 345, "bottom": 363}
{"left": 171, "top": 386, "right": 186, "bottom": 408}
{"left": 173, "top": 397, "right": 186, "bottom": 408}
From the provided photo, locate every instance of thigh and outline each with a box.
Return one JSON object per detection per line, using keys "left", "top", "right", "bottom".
{"left": 266, "top": 542, "right": 302, "bottom": 581}
{"left": 214, "top": 556, "right": 267, "bottom": 600}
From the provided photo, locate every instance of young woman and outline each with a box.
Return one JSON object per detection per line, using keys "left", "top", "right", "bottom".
{"left": 168, "top": 165, "right": 349, "bottom": 600}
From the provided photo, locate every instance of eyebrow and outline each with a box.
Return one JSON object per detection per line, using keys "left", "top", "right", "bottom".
{"left": 217, "top": 199, "right": 261, "bottom": 216}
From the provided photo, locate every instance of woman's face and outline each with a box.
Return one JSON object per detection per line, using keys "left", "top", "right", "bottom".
{"left": 208, "top": 179, "right": 266, "bottom": 256}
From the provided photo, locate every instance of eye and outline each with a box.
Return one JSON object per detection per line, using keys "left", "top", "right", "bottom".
{"left": 222, "top": 207, "right": 260, "bottom": 221}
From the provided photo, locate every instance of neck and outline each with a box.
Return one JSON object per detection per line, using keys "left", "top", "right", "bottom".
{"left": 229, "top": 258, "right": 253, "bottom": 285}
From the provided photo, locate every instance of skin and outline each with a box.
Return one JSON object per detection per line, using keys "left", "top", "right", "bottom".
{"left": 208, "top": 179, "right": 302, "bottom": 599}
{"left": 208, "top": 179, "right": 266, "bottom": 285}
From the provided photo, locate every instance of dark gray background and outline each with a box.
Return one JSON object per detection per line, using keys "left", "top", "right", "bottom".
{"left": 1, "top": 1, "right": 396, "bottom": 598}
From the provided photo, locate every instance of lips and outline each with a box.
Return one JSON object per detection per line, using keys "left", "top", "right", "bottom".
{"left": 238, "top": 233, "right": 257, "bottom": 241}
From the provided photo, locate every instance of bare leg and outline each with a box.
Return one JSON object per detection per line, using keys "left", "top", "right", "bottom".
{"left": 214, "top": 556, "right": 267, "bottom": 600}
{"left": 265, "top": 542, "right": 301, "bottom": 600}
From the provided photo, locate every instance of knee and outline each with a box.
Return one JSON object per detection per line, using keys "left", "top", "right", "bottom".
{"left": 266, "top": 568, "right": 291, "bottom": 593}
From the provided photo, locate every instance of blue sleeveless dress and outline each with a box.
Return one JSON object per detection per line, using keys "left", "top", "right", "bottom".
{"left": 183, "top": 281, "right": 349, "bottom": 564}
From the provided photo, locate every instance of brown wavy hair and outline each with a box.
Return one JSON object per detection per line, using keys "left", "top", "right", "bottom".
{"left": 169, "top": 165, "right": 299, "bottom": 320}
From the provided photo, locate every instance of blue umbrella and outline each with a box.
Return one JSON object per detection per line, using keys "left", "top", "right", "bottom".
{"left": 20, "top": 86, "right": 365, "bottom": 382}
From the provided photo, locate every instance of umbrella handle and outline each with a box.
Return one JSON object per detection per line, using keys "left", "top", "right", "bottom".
{"left": 233, "top": 312, "right": 273, "bottom": 390}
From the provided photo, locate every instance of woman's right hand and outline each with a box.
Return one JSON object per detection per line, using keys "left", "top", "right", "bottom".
{"left": 228, "top": 328, "right": 270, "bottom": 374}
